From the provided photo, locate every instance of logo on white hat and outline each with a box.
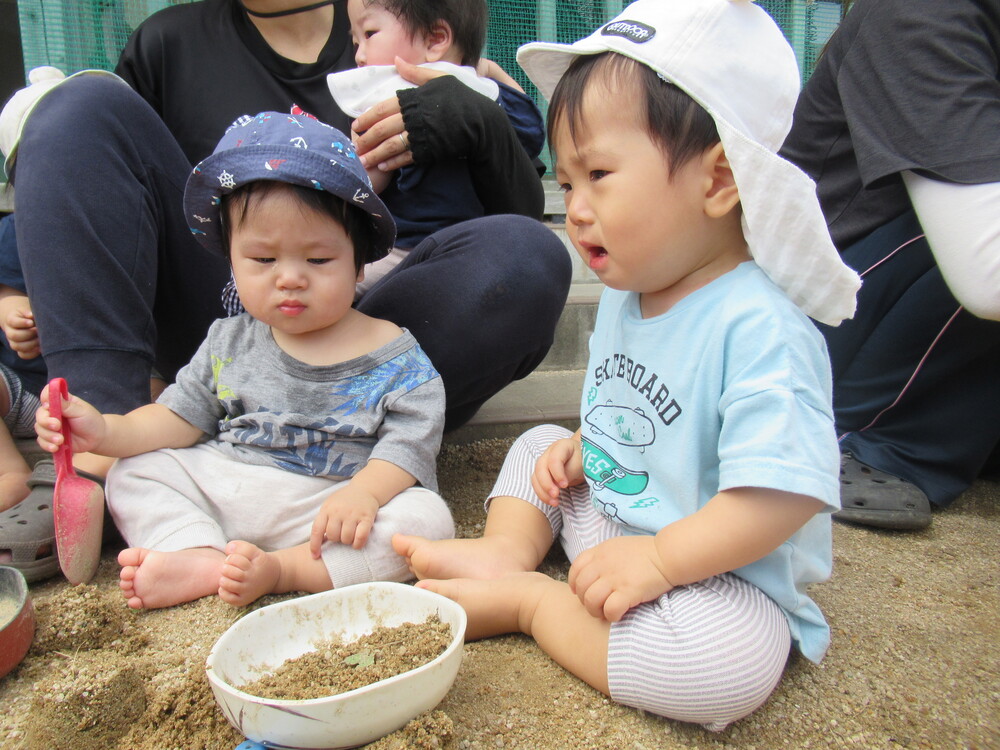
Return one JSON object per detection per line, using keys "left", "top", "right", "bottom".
{"left": 601, "top": 20, "right": 655, "bottom": 43}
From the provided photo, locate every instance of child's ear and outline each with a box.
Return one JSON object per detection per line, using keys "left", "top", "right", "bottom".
{"left": 422, "top": 19, "right": 455, "bottom": 63}
{"left": 701, "top": 142, "right": 740, "bottom": 218}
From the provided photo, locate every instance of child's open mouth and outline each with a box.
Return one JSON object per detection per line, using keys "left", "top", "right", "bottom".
{"left": 587, "top": 245, "right": 609, "bottom": 270}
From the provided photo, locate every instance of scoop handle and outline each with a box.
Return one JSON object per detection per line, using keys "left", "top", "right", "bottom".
{"left": 48, "top": 377, "right": 75, "bottom": 479}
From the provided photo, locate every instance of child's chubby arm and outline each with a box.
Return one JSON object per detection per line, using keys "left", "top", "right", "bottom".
{"left": 35, "top": 384, "right": 204, "bottom": 457}
{"left": 352, "top": 130, "right": 393, "bottom": 194}
{"left": 531, "top": 428, "right": 585, "bottom": 506}
{"left": 475, "top": 58, "right": 524, "bottom": 92}
{"left": 0, "top": 285, "right": 40, "bottom": 360}
{"left": 309, "top": 458, "right": 416, "bottom": 557}
{"left": 364, "top": 164, "right": 393, "bottom": 194}
{"left": 568, "top": 487, "right": 826, "bottom": 622}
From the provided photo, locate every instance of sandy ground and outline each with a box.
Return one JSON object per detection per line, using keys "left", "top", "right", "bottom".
{"left": 1, "top": 437, "right": 997, "bottom": 750}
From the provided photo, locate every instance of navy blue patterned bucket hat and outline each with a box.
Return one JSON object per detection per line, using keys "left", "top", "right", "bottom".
{"left": 184, "top": 111, "right": 395, "bottom": 262}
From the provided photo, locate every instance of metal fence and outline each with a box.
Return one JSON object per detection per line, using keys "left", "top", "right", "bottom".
{"left": 15, "top": 0, "right": 846, "bottom": 87}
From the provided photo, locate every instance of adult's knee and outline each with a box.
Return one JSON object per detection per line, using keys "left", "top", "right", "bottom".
{"left": 483, "top": 215, "right": 572, "bottom": 280}
{"left": 17, "top": 74, "right": 137, "bottom": 149}
{"left": 472, "top": 215, "right": 572, "bottom": 324}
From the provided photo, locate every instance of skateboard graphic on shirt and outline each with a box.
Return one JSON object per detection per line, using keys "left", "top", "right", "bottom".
{"left": 581, "top": 437, "right": 649, "bottom": 495}
{"left": 580, "top": 402, "right": 654, "bottom": 495}
{"left": 584, "top": 403, "right": 655, "bottom": 449}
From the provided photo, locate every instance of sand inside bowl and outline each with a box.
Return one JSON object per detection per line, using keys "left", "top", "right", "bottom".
{"left": 0, "top": 597, "right": 19, "bottom": 628}
{"left": 239, "top": 614, "right": 452, "bottom": 701}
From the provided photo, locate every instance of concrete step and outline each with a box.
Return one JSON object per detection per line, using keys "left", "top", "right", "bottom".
{"left": 536, "top": 281, "right": 599, "bottom": 372}
{"left": 536, "top": 216, "right": 601, "bottom": 373}
{"left": 446, "top": 368, "right": 585, "bottom": 443}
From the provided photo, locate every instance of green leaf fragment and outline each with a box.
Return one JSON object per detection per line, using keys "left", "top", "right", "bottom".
{"left": 343, "top": 651, "right": 375, "bottom": 668}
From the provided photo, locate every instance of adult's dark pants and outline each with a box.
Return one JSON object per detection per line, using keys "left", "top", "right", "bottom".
{"left": 12, "top": 76, "right": 571, "bottom": 430}
{"left": 816, "top": 210, "right": 1000, "bottom": 507}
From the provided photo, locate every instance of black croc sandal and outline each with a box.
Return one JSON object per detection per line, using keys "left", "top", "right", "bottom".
{"left": 835, "top": 453, "right": 932, "bottom": 530}
{"left": 0, "top": 460, "right": 59, "bottom": 582}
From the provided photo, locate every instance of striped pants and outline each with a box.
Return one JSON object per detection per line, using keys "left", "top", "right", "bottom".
{"left": 489, "top": 425, "right": 791, "bottom": 731}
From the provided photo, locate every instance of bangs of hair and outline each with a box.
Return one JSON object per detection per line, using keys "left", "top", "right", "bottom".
{"left": 547, "top": 52, "right": 719, "bottom": 176}
{"left": 221, "top": 181, "right": 375, "bottom": 272}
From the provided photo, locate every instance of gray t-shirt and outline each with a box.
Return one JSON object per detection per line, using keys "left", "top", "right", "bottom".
{"left": 158, "top": 314, "right": 444, "bottom": 491}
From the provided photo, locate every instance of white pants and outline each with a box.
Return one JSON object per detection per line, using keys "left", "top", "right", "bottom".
{"left": 107, "top": 443, "right": 454, "bottom": 588}
{"left": 489, "top": 425, "right": 791, "bottom": 732}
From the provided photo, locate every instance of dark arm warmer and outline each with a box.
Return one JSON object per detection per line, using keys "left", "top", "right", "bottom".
{"left": 398, "top": 76, "right": 545, "bottom": 219}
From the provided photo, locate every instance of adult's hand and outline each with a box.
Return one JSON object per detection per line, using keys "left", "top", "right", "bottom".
{"left": 352, "top": 57, "right": 445, "bottom": 173}
{"left": 354, "top": 57, "right": 545, "bottom": 219}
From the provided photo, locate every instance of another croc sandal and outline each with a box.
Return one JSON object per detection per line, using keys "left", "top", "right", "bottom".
{"left": 0, "top": 460, "right": 58, "bottom": 583}
{"left": 836, "top": 453, "right": 932, "bottom": 530}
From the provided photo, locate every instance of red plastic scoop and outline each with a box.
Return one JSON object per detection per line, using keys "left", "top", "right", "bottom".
{"left": 49, "top": 378, "right": 104, "bottom": 584}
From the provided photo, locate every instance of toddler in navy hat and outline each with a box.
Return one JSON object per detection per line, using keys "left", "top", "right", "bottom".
{"left": 35, "top": 111, "right": 454, "bottom": 611}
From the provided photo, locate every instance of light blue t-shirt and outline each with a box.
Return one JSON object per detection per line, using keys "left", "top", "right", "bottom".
{"left": 582, "top": 262, "right": 839, "bottom": 663}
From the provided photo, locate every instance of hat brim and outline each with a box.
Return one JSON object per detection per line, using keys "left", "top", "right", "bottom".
{"left": 184, "top": 143, "right": 395, "bottom": 263}
{"left": 517, "top": 41, "right": 599, "bottom": 102}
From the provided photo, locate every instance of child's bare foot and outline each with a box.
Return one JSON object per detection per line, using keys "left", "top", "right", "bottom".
{"left": 0, "top": 470, "right": 32, "bottom": 512}
{"left": 392, "top": 533, "right": 538, "bottom": 581}
{"left": 219, "top": 540, "right": 281, "bottom": 607}
{"left": 118, "top": 547, "right": 225, "bottom": 609}
{"left": 416, "top": 572, "right": 553, "bottom": 640}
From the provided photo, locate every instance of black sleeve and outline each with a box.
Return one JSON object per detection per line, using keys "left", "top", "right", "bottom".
{"left": 836, "top": 0, "right": 1000, "bottom": 187}
{"left": 398, "top": 76, "right": 545, "bottom": 219}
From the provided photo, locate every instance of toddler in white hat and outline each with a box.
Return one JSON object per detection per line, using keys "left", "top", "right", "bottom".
{"left": 391, "top": 0, "right": 851, "bottom": 731}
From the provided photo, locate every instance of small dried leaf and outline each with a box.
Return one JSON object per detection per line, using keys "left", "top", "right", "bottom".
{"left": 343, "top": 651, "right": 375, "bottom": 668}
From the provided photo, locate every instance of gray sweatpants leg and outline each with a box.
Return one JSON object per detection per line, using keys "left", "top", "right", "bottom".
{"left": 107, "top": 443, "right": 454, "bottom": 587}
{"left": 489, "top": 425, "right": 792, "bottom": 731}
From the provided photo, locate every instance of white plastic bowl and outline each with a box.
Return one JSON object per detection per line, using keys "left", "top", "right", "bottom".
{"left": 206, "top": 581, "right": 466, "bottom": 749}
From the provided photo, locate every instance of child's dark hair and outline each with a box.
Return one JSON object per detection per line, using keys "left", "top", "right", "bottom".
{"left": 547, "top": 52, "right": 719, "bottom": 177}
{"left": 373, "top": 0, "right": 487, "bottom": 67}
{"left": 220, "top": 181, "right": 375, "bottom": 273}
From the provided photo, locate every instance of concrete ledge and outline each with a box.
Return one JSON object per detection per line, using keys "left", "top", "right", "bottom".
{"left": 446, "top": 369, "right": 584, "bottom": 444}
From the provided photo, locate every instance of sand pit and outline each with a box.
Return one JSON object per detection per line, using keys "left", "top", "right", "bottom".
{"left": 1, "top": 438, "right": 997, "bottom": 749}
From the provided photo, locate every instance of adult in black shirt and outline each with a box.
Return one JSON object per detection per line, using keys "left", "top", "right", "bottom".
{"left": 9, "top": 0, "right": 569, "bottom": 431}
{"left": 116, "top": 0, "right": 357, "bottom": 164}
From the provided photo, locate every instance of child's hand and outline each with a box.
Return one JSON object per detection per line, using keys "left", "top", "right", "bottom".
{"left": 350, "top": 129, "right": 392, "bottom": 193}
{"left": 567, "top": 536, "right": 675, "bottom": 622}
{"left": 0, "top": 297, "right": 40, "bottom": 360}
{"left": 309, "top": 485, "right": 380, "bottom": 557}
{"left": 34, "top": 383, "right": 106, "bottom": 454}
{"left": 475, "top": 57, "right": 524, "bottom": 92}
{"left": 531, "top": 436, "right": 584, "bottom": 506}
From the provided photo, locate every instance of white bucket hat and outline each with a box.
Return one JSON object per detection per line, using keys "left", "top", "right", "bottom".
{"left": 0, "top": 66, "right": 128, "bottom": 179}
{"left": 517, "top": 0, "right": 860, "bottom": 326}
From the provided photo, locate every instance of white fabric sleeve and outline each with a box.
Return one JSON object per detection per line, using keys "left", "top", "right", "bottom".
{"left": 902, "top": 170, "right": 1000, "bottom": 320}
